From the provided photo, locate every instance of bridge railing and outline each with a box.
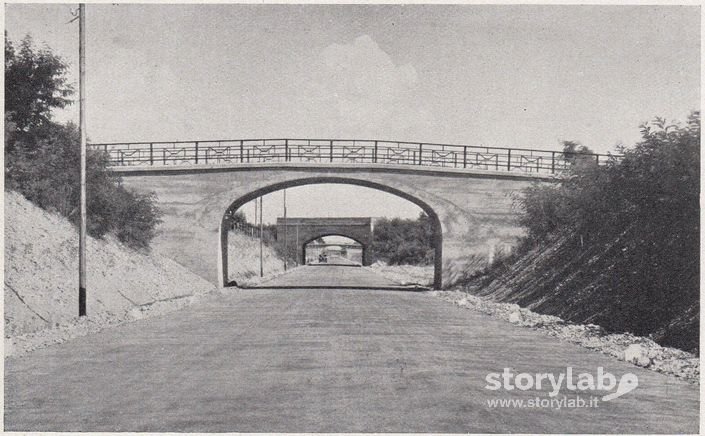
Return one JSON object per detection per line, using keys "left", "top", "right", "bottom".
{"left": 88, "top": 138, "right": 619, "bottom": 175}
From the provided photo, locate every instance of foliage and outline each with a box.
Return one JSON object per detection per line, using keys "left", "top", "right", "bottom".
{"left": 224, "top": 210, "right": 248, "bottom": 229}
{"left": 5, "top": 35, "right": 162, "bottom": 250}
{"left": 370, "top": 213, "right": 434, "bottom": 265}
{"left": 511, "top": 113, "right": 700, "bottom": 349}
{"left": 5, "top": 35, "right": 74, "bottom": 142}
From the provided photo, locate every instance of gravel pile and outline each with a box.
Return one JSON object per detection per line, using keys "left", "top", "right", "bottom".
{"left": 431, "top": 290, "right": 699, "bottom": 382}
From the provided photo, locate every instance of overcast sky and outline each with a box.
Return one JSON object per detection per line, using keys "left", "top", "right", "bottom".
{"left": 5, "top": 4, "right": 700, "bottom": 223}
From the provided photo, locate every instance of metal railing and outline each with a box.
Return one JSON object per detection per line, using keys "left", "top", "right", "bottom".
{"left": 87, "top": 138, "right": 619, "bottom": 175}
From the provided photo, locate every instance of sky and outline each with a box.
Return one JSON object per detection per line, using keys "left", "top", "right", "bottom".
{"left": 238, "top": 185, "right": 423, "bottom": 226}
{"left": 5, "top": 4, "right": 700, "bottom": 222}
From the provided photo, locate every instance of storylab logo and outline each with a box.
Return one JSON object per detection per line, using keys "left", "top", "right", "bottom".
{"left": 485, "top": 367, "right": 638, "bottom": 403}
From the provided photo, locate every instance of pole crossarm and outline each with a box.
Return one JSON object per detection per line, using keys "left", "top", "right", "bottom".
{"left": 87, "top": 138, "right": 621, "bottom": 176}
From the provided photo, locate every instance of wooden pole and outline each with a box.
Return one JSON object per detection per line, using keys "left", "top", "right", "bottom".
{"left": 259, "top": 196, "right": 264, "bottom": 277}
{"left": 78, "top": 4, "right": 87, "bottom": 317}
{"left": 283, "top": 189, "right": 287, "bottom": 271}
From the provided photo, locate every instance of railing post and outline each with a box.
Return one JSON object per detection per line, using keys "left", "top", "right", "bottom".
{"left": 285, "top": 139, "right": 289, "bottom": 162}
{"left": 194, "top": 141, "right": 199, "bottom": 164}
{"left": 373, "top": 141, "right": 378, "bottom": 163}
{"left": 149, "top": 143, "right": 154, "bottom": 166}
{"left": 551, "top": 151, "right": 555, "bottom": 173}
{"left": 507, "top": 149, "right": 511, "bottom": 171}
{"left": 330, "top": 140, "right": 334, "bottom": 162}
{"left": 463, "top": 146, "right": 467, "bottom": 168}
{"left": 418, "top": 143, "right": 423, "bottom": 165}
{"left": 595, "top": 154, "right": 600, "bottom": 165}
{"left": 240, "top": 140, "right": 244, "bottom": 163}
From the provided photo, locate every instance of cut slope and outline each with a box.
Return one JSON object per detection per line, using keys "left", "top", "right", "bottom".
{"left": 227, "top": 231, "right": 285, "bottom": 286}
{"left": 4, "top": 190, "right": 216, "bottom": 355}
{"left": 460, "top": 233, "right": 699, "bottom": 353}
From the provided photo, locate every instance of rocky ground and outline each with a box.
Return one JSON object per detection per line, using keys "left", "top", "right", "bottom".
{"left": 431, "top": 290, "right": 699, "bottom": 382}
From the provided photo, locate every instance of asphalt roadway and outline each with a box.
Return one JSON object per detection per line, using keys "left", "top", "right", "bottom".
{"left": 4, "top": 266, "right": 699, "bottom": 433}
{"left": 257, "top": 264, "right": 401, "bottom": 288}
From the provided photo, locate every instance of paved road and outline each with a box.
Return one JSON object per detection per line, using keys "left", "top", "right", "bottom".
{"left": 308, "top": 254, "right": 361, "bottom": 267}
{"left": 257, "top": 264, "right": 402, "bottom": 288}
{"left": 5, "top": 282, "right": 699, "bottom": 432}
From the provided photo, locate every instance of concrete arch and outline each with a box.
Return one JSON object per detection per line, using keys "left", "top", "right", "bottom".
{"left": 300, "top": 233, "right": 368, "bottom": 266}
{"left": 220, "top": 176, "right": 443, "bottom": 289}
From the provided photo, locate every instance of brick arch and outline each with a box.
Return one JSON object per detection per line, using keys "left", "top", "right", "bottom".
{"left": 220, "top": 176, "right": 443, "bottom": 289}
{"left": 300, "top": 233, "right": 368, "bottom": 266}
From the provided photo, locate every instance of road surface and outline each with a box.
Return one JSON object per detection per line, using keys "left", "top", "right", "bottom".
{"left": 5, "top": 268, "right": 699, "bottom": 432}
{"left": 257, "top": 264, "right": 401, "bottom": 288}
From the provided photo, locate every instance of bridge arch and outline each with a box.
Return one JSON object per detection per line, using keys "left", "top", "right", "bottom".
{"left": 300, "top": 233, "right": 368, "bottom": 266}
{"left": 220, "top": 176, "right": 443, "bottom": 289}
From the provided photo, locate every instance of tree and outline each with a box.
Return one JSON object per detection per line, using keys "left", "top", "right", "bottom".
{"left": 5, "top": 34, "right": 74, "bottom": 142}
{"left": 369, "top": 212, "right": 434, "bottom": 265}
{"left": 5, "top": 34, "right": 162, "bottom": 250}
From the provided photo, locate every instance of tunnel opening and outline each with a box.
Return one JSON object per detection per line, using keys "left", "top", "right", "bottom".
{"left": 304, "top": 235, "right": 365, "bottom": 266}
{"left": 220, "top": 177, "right": 443, "bottom": 289}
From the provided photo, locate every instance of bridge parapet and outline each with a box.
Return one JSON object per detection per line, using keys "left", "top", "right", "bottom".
{"left": 88, "top": 138, "right": 619, "bottom": 176}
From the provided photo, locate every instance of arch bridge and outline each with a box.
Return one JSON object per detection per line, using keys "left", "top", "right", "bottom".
{"left": 276, "top": 217, "right": 372, "bottom": 266}
{"left": 90, "top": 138, "right": 615, "bottom": 289}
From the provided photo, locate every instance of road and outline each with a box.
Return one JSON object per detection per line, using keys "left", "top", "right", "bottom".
{"left": 258, "top": 264, "right": 401, "bottom": 288}
{"left": 5, "top": 267, "right": 699, "bottom": 432}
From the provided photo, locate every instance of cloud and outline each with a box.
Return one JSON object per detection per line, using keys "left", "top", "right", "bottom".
{"left": 303, "top": 35, "right": 433, "bottom": 139}
{"left": 319, "top": 35, "right": 417, "bottom": 101}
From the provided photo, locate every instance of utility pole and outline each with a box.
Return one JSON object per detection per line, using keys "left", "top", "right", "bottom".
{"left": 283, "top": 189, "right": 287, "bottom": 271}
{"left": 296, "top": 223, "right": 299, "bottom": 266}
{"left": 78, "top": 3, "right": 87, "bottom": 317}
{"left": 259, "top": 196, "right": 264, "bottom": 277}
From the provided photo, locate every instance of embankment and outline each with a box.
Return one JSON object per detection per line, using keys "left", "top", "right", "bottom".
{"left": 4, "top": 190, "right": 217, "bottom": 357}
{"left": 457, "top": 232, "right": 698, "bottom": 353}
{"left": 227, "top": 231, "right": 285, "bottom": 286}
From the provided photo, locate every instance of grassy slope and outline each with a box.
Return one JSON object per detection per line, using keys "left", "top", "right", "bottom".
{"left": 461, "top": 232, "right": 698, "bottom": 353}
